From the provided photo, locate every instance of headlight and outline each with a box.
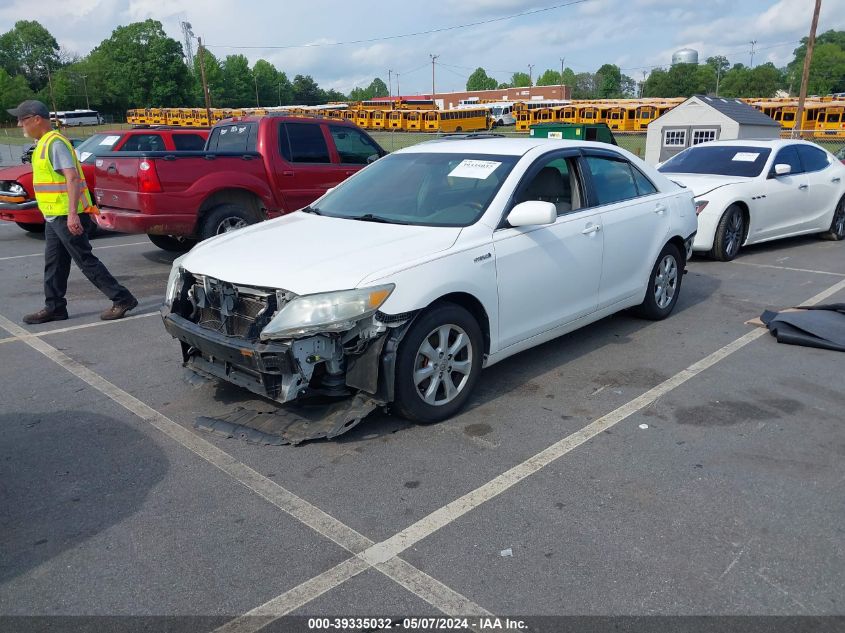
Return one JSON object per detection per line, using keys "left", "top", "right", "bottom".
{"left": 261, "top": 284, "right": 394, "bottom": 340}
{"left": 164, "top": 254, "right": 188, "bottom": 307}
{"left": 694, "top": 200, "right": 708, "bottom": 215}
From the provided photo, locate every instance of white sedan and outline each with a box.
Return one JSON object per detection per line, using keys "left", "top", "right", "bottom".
{"left": 162, "top": 137, "right": 696, "bottom": 423}
{"left": 659, "top": 139, "right": 845, "bottom": 261}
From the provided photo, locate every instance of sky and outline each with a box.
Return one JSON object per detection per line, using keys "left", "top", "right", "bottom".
{"left": 2, "top": 0, "right": 844, "bottom": 95}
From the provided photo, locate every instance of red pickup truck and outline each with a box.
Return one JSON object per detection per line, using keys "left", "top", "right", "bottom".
{"left": 93, "top": 115, "right": 386, "bottom": 250}
{"left": 0, "top": 127, "right": 208, "bottom": 233}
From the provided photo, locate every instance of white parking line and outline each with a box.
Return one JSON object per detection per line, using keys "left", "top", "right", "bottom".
{"left": 0, "top": 240, "right": 151, "bottom": 261}
{"left": 0, "top": 311, "right": 158, "bottom": 346}
{"left": 731, "top": 260, "right": 845, "bottom": 277}
{"left": 2, "top": 276, "right": 844, "bottom": 630}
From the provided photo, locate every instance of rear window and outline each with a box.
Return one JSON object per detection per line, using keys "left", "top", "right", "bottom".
{"left": 207, "top": 123, "right": 257, "bottom": 152}
{"left": 659, "top": 145, "right": 772, "bottom": 177}
{"left": 172, "top": 134, "right": 206, "bottom": 151}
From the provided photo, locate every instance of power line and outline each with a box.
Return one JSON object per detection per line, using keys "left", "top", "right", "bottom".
{"left": 206, "top": 0, "right": 592, "bottom": 50}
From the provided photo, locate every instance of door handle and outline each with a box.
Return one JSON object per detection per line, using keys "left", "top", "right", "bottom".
{"left": 581, "top": 224, "right": 601, "bottom": 235}
{"left": 107, "top": 165, "right": 117, "bottom": 174}
{"left": 282, "top": 171, "right": 294, "bottom": 177}
{"left": 654, "top": 203, "right": 667, "bottom": 214}
{"left": 798, "top": 184, "right": 809, "bottom": 190}
{"left": 832, "top": 177, "right": 842, "bottom": 183}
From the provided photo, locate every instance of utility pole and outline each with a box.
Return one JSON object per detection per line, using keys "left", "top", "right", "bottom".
{"left": 528, "top": 64, "right": 535, "bottom": 87}
{"left": 396, "top": 73, "right": 400, "bottom": 99}
{"left": 749, "top": 40, "right": 757, "bottom": 68}
{"left": 254, "top": 74, "right": 260, "bottom": 107}
{"left": 715, "top": 65, "right": 722, "bottom": 97}
{"left": 388, "top": 69, "right": 392, "bottom": 98}
{"left": 430, "top": 54, "right": 439, "bottom": 104}
{"left": 46, "top": 67, "right": 59, "bottom": 126}
{"left": 278, "top": 82, "right": 282, "bottom": 106}
{"left": 80, "top": 74, "right": 90, "bottom": 110}
{"left": 641, "top": 70, "right": 647, "bottom": 98}
{"left": 181, "top": 21, "right": 195, "bottom": 69}
{"left": 197, "top": 37, "right": 212, "bottom": 125}
{"left": 793, "top": 0, "right": 822, "bottom": 139}
{"left": 559, "top": 57, "right": 565, "bottom": 100}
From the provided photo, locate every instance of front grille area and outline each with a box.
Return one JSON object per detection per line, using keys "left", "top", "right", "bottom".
{"left": 188, "top": 275, "right": 279, "bottom": 340}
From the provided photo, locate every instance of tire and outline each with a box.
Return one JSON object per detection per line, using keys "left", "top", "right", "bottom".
{"left": 148, "top": 234, "right": 197, "bottom": 252}
{"left": 709, "top": 204, "right": 745, "bottom": 261}
{"left": 633, "top": 243, "right": 683, "bottom": 321}
{"left": 392, "top": 303, "right": 484, "bottom": 424}
{"left": 199, "top": 203, "right": 258, "bottom": 241}
{"left": 819, "top": 196, "right": 845, "bottom": 241}
{"left": 15, "top": 222, "right": 45, "bottom": 233}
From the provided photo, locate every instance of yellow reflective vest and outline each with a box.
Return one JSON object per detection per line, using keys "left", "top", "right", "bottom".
{"left": 32, "top": 130, "right": 96, "bottom": 217}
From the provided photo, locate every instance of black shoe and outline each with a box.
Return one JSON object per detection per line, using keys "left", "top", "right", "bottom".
{"left": 23, "top": 308, "right": 69, "bottom": 325}
{"left": 100, "top": 296, "right": 139, "bottom": 321}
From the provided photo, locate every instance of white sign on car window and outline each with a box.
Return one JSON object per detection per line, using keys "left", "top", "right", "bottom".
{"left": 448, "top": 159, "right": 501, "bottom": 179}
{"left": 99, "top": 135, "right": 120, "bottom": 146}
{"left": 732, "top": 152, "right": 760, "bottom": 162}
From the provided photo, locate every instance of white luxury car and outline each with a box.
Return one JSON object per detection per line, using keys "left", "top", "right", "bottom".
{"left": 659, "top": 139, "right": 845, "bottom": 261}
{"left": 162, "top": 137, "right": 697, "bottom": 423}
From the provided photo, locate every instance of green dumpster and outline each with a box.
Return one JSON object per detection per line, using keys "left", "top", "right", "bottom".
{"left": 529, "top": 122, "right": 617, "bottom": 145}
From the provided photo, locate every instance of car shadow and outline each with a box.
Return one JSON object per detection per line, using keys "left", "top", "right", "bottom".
{"left": 0, "top": 410, "right": 167, "bottom": 583}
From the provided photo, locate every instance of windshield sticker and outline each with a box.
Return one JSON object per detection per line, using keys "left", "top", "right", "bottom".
{"left": 78, "top": 151, "right": 92, "bottom": 162}
{"left": 99, "top": 135, "right": 120, "bottom": 146}
{"left": 448, "top": 159, "right": 502, "bottom": 179}
{"left": 732, "top": 152, "right": 760, "bottom": 162}
{"left": 220, "top": 129, "right": 227, "bottom": 135}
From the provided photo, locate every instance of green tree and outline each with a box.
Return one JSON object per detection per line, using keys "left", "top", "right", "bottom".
{"left": 277, "top": 71, "right": 293, "bottom": 106}
{"left": 787, "top": 29, "right": 845, "bottom": 94}
{"left": 87, "top": 20, "right": 191, "bottom": 114}
{"left": 572, "top": 72, "right": 595, "bottom": 99}
{"left": 536, "top": 69, "right": 561, "bottom": 86}
{"left": 0, "top": 68, "right": 34, "bottom": 122}
{"left": 718, "top": 64, "right": 750, "bottom": 98}
{"left": 292, "top": 74, "right": 322, "bottom": 104}
{"left": 323, "top": 88, "right": 347, "bottom": 102}
{"left": 466, "top": 67, "right": 497, "bottom": 90}
{"left": 620, "top": 74, "right": 638, "bottom": 97}
{"left": 252, "top": 59, "right": 279, "bottom": 107}
{"left": 367, "top": 77, "right": 388, "bottom": 98}
{"left": 497, "top": 82, "right": 512, "bottom": 89}
{"left": 595, "top": 63, "right": 622, "bottom": 98}
{"left": 693, "top": 64, "right": 717, "bottom": 95}
{"left": 510, "top": 72, "right": 531, "bottom": 87}
{"left": 0, "top": 20, "right": 60, "bottom": 91}
{"left": 220, "top": 54, "right": 253, "bottom": 107}
{"left": 706, "top": 55, "right": 730, "bottom": 76}
{"left": 746, "top": 62, "right": 785, "bottom": 97}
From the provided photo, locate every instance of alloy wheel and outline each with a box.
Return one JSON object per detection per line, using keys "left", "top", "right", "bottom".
{"left": 654, "top": 254, "right": 678, "bottom": 309}
{"left": 413, "top": 324, "right": 473, "bottom": 406}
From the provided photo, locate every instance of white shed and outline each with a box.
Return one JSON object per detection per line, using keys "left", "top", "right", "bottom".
{"left": 645, "top": 95, "right": 780, "bottom": 165}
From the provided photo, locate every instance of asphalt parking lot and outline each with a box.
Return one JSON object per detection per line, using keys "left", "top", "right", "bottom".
{"left": 1, "top": 221, "right": 844, "bottom": 632}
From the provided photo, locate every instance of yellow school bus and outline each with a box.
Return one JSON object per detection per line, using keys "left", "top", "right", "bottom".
{"left": 426, "top": 108, "right": 491, "bottom": 133}
{"left": 606, "top": 104, "right": 638, "bottom": 131}
{"left": 387, "top": 110, "right": 407, "bottom": 130}
{"left": 405, "top": 110, "right": 425, "bottom": 131}
{"left": 813, "top": 103, "right": 845, "bottom": 138}
{"left": 355, "top": 109, "right": 373, "bottom": 129}
{"left": 370, "top": 109, "right": 389, "bottom": 130}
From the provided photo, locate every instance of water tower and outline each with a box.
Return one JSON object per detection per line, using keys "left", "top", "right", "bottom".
{"left": 672, "top": 48, "right": 699, "bottom": 65}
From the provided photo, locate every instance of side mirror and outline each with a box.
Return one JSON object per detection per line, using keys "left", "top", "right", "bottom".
{"left": 506, "top": 201, "right": 557, "bottom": 227}
{"left": 774, "top": 163, "right": 791, "bottom": 176}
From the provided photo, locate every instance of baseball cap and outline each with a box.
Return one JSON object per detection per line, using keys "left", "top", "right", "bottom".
{"left": 7, "top": 100, "right": 50, "bottom": 120}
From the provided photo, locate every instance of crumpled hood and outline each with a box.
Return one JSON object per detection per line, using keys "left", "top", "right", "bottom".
{"left": 0, "top": 164, "right": 34, "bottom": 186}
{"left": 663, "top": 173, "right": 751, "bottom": 197}
{"left": 181, "top": 212, "right": 462, "bottom": 294}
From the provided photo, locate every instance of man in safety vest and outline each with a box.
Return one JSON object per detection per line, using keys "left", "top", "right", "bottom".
{"left": 9, "top": 100, "right": 138, "bottom": 324}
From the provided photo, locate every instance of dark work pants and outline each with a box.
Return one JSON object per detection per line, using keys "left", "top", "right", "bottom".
{"left": 43, "top": 214, "right": 134, "bottom": 312}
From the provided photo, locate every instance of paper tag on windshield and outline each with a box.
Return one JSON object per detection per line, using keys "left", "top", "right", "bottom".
{"left": 448, "top": 159, "right": 501, "bottom": 179}
{"left": 732, "top": 152, "right": 760, "bottom": 162}
{"left": 99, "top": 135, "right": 120, "bottom": 146}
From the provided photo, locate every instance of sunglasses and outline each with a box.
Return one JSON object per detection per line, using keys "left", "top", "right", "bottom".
{"left": 18, "top": 115, "right": 37, "bottom": 123}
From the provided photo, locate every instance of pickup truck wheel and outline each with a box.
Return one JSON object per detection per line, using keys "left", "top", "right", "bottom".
{"left": 392, "top": 303, "right": 483, "bottom": 424}
{"left": 148, "top": 234, "right": 197, "bottom": 252}
{"left": 200, "top": 203, "right": 256, "bottom": 240}
{"left": 15, "top": 222, "right": 45, "bottom": 233}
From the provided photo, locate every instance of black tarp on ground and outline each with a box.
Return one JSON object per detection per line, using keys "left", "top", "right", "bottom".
{"left": 760, "top": 303, "right": 845, "bottom": 352}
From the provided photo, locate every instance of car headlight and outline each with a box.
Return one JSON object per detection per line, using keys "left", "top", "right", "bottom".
{"left": 164, "top": 254, "right": 188, "bottom": 307}
{"left": 261, "top": 284, "right": 394, "bottom": 340}
{"left": 694, "top": 200, "right": 708, "bottom": 215}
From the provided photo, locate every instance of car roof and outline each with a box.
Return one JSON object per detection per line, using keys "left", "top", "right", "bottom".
{"left": 688, "top": 138, "right": 816, "bottom": 149}
{"left": 394, "top": 137, "right": 629, "bottom": 157}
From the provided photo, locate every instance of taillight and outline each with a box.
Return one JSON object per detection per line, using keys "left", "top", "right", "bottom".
{"left": 138, "top": 160, "right": 162, "bottom": 193}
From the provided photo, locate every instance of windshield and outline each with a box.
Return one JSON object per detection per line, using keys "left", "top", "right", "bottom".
{"left": 74, "top": 133, "right": 123, "bottom": 164}
{"left": 659, "top": 145, "right": 772, "bottom": 177}
{"left": 312, "top": 152, "right": 519, "bottom": 227}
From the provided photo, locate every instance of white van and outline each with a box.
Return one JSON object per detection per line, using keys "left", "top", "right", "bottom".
{"left": 489, "top": 102, "right": 516, "bottom": 127}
